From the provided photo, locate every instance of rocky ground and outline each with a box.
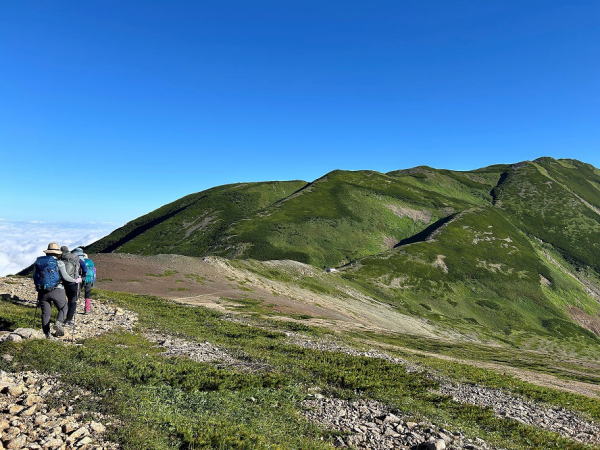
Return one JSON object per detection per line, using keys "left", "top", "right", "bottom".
{"left": 286, "top": 332, "right": 600, "bottom": 446}
{"left": 0, "top": 278, "right": 134, "bottom": 449}
{"left": 440, "top": 382, "right": 600, "bottom": 446}
{"left": 0, "top": 370, "right": 117, "bottom": 449}
{"left": 303, "top": 396, "right": 493, "bottom": 450}
{"left": 144, "top": 331, "right": 268, "bottom": 372}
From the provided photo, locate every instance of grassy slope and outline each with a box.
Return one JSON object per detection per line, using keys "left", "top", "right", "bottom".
{"left": 87, "top": 181, "right": 307, "bottom": 256}
{"left": 1, "top": 291, "right": 598, "bottom": 449}
{"left": 225, "top": 167, "right": 505, "bottom": 266}
{"left": 344, "top": 207, "right": 599, "bottom": 351}
{"left": 494, "top": 159, "right": 600, "bottom": 271}
{"left": 88, "top": 165, "right": 507, "bottom": 267}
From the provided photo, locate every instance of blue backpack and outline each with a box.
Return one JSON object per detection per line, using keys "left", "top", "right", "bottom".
{"left": 84, "top": 258, "right": 96, "bottom": 284}
{"left": 33, "top": 256, "right": 61, "bottom": 291}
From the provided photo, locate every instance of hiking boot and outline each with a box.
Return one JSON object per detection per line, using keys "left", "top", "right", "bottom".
{"left": 55, "top": 321, "right": 65, "bottom": 337}
{"left": 64, "top": 320, "right": 75, "bottom": 327}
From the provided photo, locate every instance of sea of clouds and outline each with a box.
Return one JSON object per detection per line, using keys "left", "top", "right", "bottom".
{"left": 0, "top": 219, "right": 117, "bottom": 276}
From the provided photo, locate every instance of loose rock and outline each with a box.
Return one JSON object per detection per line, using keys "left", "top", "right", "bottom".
{"left": 0, "top": 370, "right": 117, "bottom": 449}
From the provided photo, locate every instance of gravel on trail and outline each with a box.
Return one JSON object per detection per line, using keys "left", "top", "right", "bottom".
{"left": 0, "top": 276, "right": 137, "bottom": 343}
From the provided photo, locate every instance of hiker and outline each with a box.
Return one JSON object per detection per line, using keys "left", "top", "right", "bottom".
{"left": 81, "top": 253, "right": 96, "bottom": 314}
{"left": 33, "top": 242, "right": 81, "bottom": 338}
{"left": 61, "top": 246, "right": 85, "bottom": 326}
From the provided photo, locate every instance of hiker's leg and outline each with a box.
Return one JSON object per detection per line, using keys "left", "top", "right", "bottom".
{"left": 64, "top": 282, "right": 78, "bottom": 322}
{"left": 50, "top": 289, "right": 67, "bottom": 336}
{"left": 39, "top": 294, "right": 52, "bottom": 336}
{"left": 84, "top": 283, "right": 92, "bottom": 313}
{"left": 51, "top": 289, "right": 68, "bottom": 324}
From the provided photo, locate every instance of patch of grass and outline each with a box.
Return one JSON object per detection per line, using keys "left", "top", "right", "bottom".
{"left": 146, "top": 270, "right": 179, "bottom": 278}
{"left": 354, "top": 330, "right": 600, "bottom": 385}
{"left": 184, "top": 273, "right": 206, "bottom": 284}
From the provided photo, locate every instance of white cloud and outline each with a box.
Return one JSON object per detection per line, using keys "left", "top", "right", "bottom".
{"left": 0, "top": 221, "right": 117, "bottom": 276}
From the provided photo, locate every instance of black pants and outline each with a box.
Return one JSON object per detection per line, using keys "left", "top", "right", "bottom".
{"left": 64, "top": 282, "right": 80, "bottom": 322}
{"left": 83, "top": 282, "right": 92, "bottom": 298}
{"left": 38, "top": 288, "right": 67, "bottom": 335}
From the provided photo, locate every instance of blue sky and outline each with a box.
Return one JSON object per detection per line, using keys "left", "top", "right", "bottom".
{"left": 1, "top": 0, "right": 599, "bottom": 225}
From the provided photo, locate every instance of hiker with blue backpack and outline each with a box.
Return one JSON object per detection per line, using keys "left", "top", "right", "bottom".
{"left": 33, "top": 242, "right": 82, "bottom": 338}
{"left": 81, "top": 253, "right": 97, "bottom": 314}
{"left": 71, "top": 247, "right": 96, "bottom": 314}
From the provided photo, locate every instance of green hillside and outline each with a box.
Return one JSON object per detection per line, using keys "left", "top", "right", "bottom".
{"left": 87, "top": 158, "right": 600, "bottom": 346}
{"left": 90, "top": 164, "right": 511, "bottom": 266}
{"left": 87, "top": 180, "right": 307, "bottom": 256}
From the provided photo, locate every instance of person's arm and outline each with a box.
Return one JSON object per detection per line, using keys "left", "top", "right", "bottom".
{"left": 57, "top": 260, "right": 79, "bottom": 283}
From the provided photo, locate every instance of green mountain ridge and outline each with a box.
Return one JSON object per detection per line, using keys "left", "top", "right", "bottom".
{"left": 87, "top": 157, "right": 600, "bottom": 348}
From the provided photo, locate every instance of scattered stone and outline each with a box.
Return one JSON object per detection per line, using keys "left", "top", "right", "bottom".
{"left": 302, "top": 396, "right": 493, "bottom": 449}
{"left": 0, "top": 370, "right": 117, "bottom": 449}
{"left": 145, "top": 332, "right": 266, "bottom": 371}
{"left": 5, "top": 434, "right": 26, "bottom": 449}
{"left": 287, "top": 332, "right": 600, "bottom": 446}
{"left": 89, "top": 421, "right": 106, "bottom": 433}
{"left": 439, "top": 382, "right": 600, "bottom": 446}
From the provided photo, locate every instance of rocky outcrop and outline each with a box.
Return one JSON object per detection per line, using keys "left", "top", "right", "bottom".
{"left": 439, "top": 383, "right": 600, "bottom": 446}
{"left": 288, "top": 333, "right": 600, "bottom": 446}
{"left": 0, "top": 370, "right": 117, "bottom": 449}
{"left": 0, "top": 277, "right": 36, "bottom": 304}
{"left": 302, "top": 396, "right": 493, "bottom": 449}
{"left": 0, "top": 328, "right": 45, "bottom": 344}
{"left": 145, "top": 332, "right": 268, "bottom": 371}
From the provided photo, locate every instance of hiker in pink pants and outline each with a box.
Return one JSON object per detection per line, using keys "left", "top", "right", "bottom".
{"left": 81, "top": 253, "right": 96, "bottom": 314}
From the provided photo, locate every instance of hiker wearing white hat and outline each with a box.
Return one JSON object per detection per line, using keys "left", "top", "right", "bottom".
{"left": 32, "top": 242, "right": 82, "bottom": 338}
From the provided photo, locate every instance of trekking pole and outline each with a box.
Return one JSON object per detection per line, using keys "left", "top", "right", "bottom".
{"left": 30, "top": 304, "right": 39, "bottom": 328}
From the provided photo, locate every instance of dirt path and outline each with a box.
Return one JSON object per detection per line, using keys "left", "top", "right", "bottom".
{"left": 0, "top": 276, "right": 137, "bottom": 342}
